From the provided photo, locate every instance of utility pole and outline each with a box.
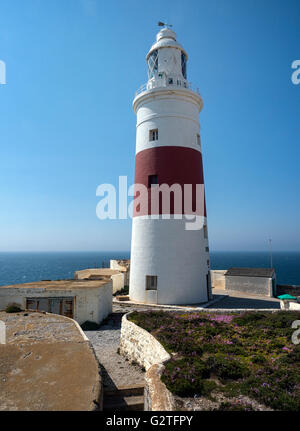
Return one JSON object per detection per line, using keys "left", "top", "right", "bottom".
{"left": 269, "top": 238, "right": 273, "bottom": 268}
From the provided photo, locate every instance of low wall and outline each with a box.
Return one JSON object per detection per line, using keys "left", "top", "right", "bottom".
{"left": 210, "top": 270, "right": 226, "bottom": 290}
{"left": 280, "top": 300, "right": 300, "bottom": 311}
{"left": 120, "top": 313, "right": 170, "bottom": 371}
{"left": 120, "top": 312, "right": 174, "bottom": 411}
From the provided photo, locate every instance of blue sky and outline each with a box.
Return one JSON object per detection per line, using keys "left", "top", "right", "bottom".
{"left": 0, "top": 0, "right": 299, "bottom": 252}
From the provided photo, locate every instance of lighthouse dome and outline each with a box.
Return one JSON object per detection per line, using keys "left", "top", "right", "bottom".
{"left": 147, "top": 28, "right": 188, "bottom": 60}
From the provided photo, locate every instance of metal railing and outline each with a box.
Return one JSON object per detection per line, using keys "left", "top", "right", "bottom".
{"left": 135, "top": 80, "right": 201, "bottom": 97}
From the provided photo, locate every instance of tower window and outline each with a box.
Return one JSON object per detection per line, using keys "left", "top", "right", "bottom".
{"left": 148, "top": 175, "right": 158, "bottom": 188}
{"left": 149, "top": 129, "right": 158, "bottom": 141}
{"left": 197, "top": 134, "right": 201, "bottom": 146}
{"left": 168, "top": 78, "right": 173, "bottom": 85}
{"left": 146, "top": 275, "right": 157, "bottom": 290}
{"left": 181, "top": 52, "right": 187, "bottom": 79}
{"left": 203, "top": 224, "right": 208, "bottom": 239}
{"left": 148, "top": 50, "right": 158, "bottom": 79}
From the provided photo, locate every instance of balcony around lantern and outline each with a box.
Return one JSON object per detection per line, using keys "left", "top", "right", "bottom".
{"left": 135, "top": 77, "right": 201, "bottom": 97}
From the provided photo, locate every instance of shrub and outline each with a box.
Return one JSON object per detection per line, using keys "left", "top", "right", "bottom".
{"left": 206, "top": 354, "right": 250, "bottom": 380}
{"left": 5, "top": 305, "right": 22, "bottom": 313}
{"left": 113, "top": 285, "right": 129, "bottom": 296}
{"left": 80, "top": 321, "right": 101, "bottom": 330}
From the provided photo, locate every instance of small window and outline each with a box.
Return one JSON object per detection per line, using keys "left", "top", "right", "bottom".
{"left": 207, "top": 260, "right": 210, "bottom": 267}
{"left": 148, "top": 175, "right": 158, "bottom": 188}
{"left": 168, "top": 78, "right": 173, "bottom": 85}
{"left": 203, "top": 224, "right": 208, "bottom": 239}
{"left": 146, "top": 275, "right": 157, "bottom": 290}
{"left": 197, "top": 134, "right": 201, "bottom": 146}
{"left": 205, "top": 246, "right": 209, "bottom": 252}
{"left": 149, "top": 129, "right": 158, "bottom": 141}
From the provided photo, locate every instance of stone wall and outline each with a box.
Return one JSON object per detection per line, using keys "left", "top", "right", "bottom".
{"left": 120, "top": 312, "right": 170, "bottom": 371}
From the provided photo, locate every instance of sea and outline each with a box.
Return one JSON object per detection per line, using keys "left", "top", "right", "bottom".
{"left": 0, "top": 251, "right": 299, "bottom": 287}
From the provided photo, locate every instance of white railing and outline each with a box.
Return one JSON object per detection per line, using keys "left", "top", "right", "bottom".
{"left": 135, "top": 80, "right": 201, "bottom": 97}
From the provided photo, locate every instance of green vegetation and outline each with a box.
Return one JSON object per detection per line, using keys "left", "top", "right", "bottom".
{"left": 113, "top": 285, "right": 129, "bottom": 297}
{"left": 5, "top": 305, "right": 22, "bottom": 313}
{"left": 128, "top": 310, "right": 300, "bottom": 411}
{"left": 80, "top": 321, "right": 101, "bottom": 330}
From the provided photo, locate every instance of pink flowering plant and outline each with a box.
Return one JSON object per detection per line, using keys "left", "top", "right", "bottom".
{"left": 128, "top": 310, "right": 300, "bottom": 410}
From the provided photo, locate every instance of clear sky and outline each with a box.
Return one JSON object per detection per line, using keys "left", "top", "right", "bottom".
{"left": 0, "top": 0, "right": 299, "bottom": 252}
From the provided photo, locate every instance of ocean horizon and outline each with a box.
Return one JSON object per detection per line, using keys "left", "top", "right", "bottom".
{"left": 0, "top": 251, "right": 299, "bottom": 287}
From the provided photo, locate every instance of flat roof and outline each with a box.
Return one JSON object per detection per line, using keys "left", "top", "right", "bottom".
{"left": 0, "top": 278, "right": 111, "bottom": 290}
{"left": 225, "top": 268, "right": 275, "bottom": 278}
{"left": 0, "top": 311, "right": 101, "bottom": 411}
{"left": 74, "top": 268, "right": 121, "bottom": 279}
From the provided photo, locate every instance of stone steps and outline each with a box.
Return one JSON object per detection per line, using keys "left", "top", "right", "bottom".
{"left": 103, "top": 384, "right": 144, "bottom": 411}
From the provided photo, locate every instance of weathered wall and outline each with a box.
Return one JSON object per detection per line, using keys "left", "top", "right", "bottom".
{"left": 144, "top": 363, "right": 175, "bottom": 411}
{"left": 120, "top": 313, "right": 171, "bottom": 371}
{"left": 0, "top": 283, "right": 112, "bottom": 325}
{"left": 210, "top": 270, "right": 226, "bottom": 290}
{"left": 225, "top": 276, "right": 272, "bottom": 297}
{"left": 111, "top": 273, "right": 125, "bottom": 294}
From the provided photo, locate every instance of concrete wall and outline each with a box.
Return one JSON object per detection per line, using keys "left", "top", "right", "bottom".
{"left": 110, "top": 260, "right": 130, "bottom": 285}
{"left": 111, "top": 273, "right": 125, "bottom": 294}
{"left": 120, "top": 313, "right": 171, "bottom": 371}
{"left": 210, "top": 270, "right": 226, "bottom": 290}
{"left": 0, "top": 283, "right": 112, "bottom": 325}
{"left": 225, "top": 276, "right": 273, "bottom": 297}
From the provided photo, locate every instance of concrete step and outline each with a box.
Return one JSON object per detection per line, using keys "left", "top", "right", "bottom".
{"left": 104, "top": 384, "right": 144, "bottom": 397}
{"left": 103, "top": 395, "right": 144, "bottom": 411}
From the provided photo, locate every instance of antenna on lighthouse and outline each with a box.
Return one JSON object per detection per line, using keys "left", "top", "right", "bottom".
{"left": 158, "top": 21, "right": 173, "bottom": 28}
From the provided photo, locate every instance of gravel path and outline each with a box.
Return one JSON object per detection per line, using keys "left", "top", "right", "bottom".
{"left": 84, "top": 311, "right": 145, "bottom": 391}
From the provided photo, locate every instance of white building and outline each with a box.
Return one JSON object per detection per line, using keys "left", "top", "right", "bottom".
{"left": 129, "top": 26, "right": 211, "bottom": 305}
{"left": 0, "top": 279, "right": 112, "bottom": 325}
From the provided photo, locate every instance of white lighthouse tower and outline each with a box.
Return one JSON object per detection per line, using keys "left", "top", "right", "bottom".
{"left": 129, "top": 25, "right": 211, "bottom": 305}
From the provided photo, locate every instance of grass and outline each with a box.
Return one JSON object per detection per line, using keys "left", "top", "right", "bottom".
{"left": 128, "top": 310, "right": 300, "bottom": 411}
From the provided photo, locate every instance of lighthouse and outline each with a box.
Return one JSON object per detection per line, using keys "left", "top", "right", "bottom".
{"left": 129, "top": 25, "right": 211, "bottom": 305}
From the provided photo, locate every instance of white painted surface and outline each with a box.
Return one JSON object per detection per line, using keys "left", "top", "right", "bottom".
{"left": 130, "top": 28, "right": 210, "bottom": 305}
{"left": 130, "top": 216, "right": 210, "bottom": 304}
{"left": 0, "top": 283, "right": 112, "bottom": 325}
{"left": 135, "top": 93, "right": 202, "bottom": 154}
